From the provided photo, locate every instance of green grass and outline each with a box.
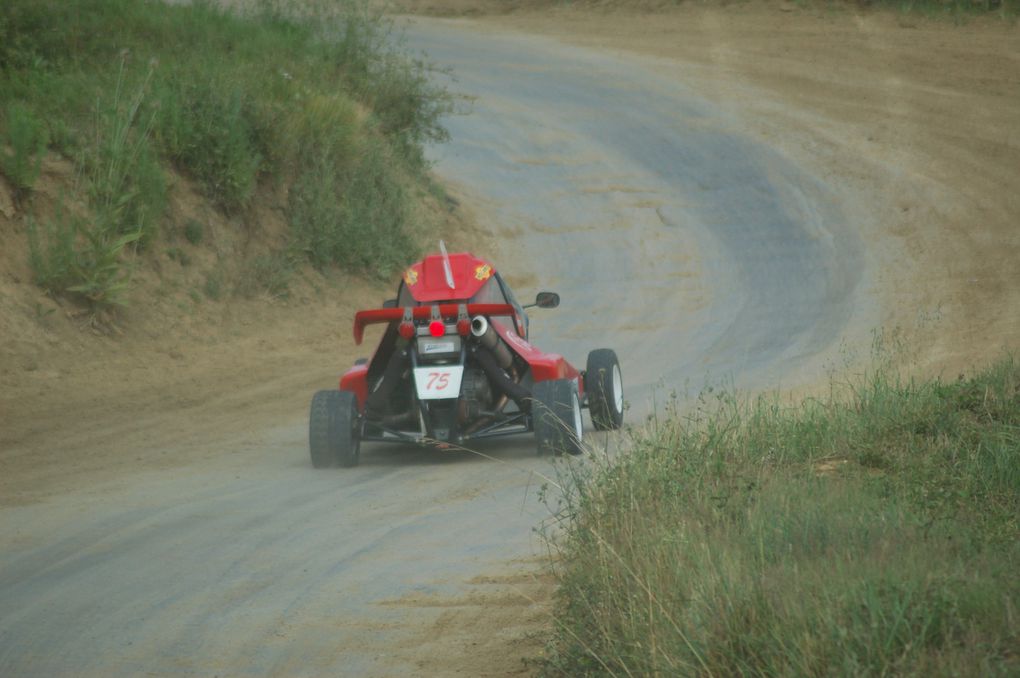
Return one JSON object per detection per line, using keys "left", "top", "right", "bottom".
{"left": 0, "top": 101, "right": 48, "bottom": 195}
{"left": 543, "top": 357, "right": 1020, "bottom": 676}
{"left": 1, "top": 0, "right": 452, "bottom": 310}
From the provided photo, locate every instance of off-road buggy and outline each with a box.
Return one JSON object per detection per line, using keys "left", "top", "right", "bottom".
{"left": 309, "top": 244, "right": 624, "bottom": 467}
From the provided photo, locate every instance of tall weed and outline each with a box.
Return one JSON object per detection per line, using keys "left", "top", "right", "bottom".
{"left": 85, "top": 59, "right": 165, "bottom": 246}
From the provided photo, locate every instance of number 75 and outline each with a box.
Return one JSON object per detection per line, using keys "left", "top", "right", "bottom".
{"left": 427, "top": 372, "right": 450, "bottom": 390}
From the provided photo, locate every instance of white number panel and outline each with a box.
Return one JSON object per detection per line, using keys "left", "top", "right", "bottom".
{"left": 413, "top": 366, "right": 464, "bottom": 400}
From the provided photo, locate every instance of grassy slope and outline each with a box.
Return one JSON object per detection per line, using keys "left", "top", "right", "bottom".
{"left": 545, "top": 355, "right": 1019, "bottom": 676}
{"left": 0, "top": 0, "right": 451, "bottom": 310}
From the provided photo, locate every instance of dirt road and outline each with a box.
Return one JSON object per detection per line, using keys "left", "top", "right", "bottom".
{"left": 2, "top": 7, "right": 1017, "bottom": 676}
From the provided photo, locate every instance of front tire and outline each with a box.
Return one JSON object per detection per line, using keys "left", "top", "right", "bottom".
{"left": 533, "top": 379, "right": 584, "bottom": 456}
{"left": 585, "top": 349, "right": 624, "bottom": 431}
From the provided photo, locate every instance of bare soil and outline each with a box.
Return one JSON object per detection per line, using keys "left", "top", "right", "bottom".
{"left": 2, "top": 4, "right": 1018, "bottom": 675}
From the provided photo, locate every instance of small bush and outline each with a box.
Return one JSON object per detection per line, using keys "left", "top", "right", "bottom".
{"left": 28, "top": 213, "right": 140, "bottom": 310}
{"left": 183, "top": 219, "right": 204, "bottom": 245}
{"left": 237, "top": 251, "right": 294, "bottom": 299}
{"left": 166, "top": 247, "right": 190, "bottom": 267}
{"left": 0, "top": 102, "right": 49, "bottom": 193}
{"left": 203, "top": 267, "right": 224, "bottom": 300}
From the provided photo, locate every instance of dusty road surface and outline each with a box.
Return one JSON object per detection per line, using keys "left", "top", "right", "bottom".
{"left": 2, "top": 7, "right": 1018, "bottom": 677}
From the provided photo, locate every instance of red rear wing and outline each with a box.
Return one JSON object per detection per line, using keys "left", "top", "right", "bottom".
{"left": 353, "top": 304, "right": 516, "bottom": 344}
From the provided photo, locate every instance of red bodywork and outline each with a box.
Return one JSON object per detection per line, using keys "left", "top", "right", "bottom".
{"left": 338, "top": 251, "right": 582, "bottom": 412}
{"left": 401, "top": 251, "right": 493, "bottom": 303}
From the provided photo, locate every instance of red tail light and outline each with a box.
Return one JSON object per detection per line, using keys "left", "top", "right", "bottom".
{"left": 428, "top": 320, "right": 446, "bottom": 338}
{"left": 398, "top": 321, "right": 415, "bottom": 340}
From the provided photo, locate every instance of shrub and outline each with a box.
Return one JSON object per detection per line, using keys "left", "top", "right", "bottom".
{"left": 154, "top": 76, "right": 262, "bottom": 213}
{"left": 182, "top": 219, "right": 203, "bottom": 245}
{"left": 0, "top": 102, "right": 49, "bottom": 194}
{"left": 237, "top": 251, "right": 295, "bottom": 299}
{"left": 203, "top": 267, "right": 224, "bottom": 301}
{"left": 288, "top": 138, "right": 417, "bottom": 276}
{"left": 28, "top": 213, "right": 140, "bottom": 310}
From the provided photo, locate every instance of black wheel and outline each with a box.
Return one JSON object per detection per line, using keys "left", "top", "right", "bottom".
{"left": 585, "top": 349, "right": 624, "bottom": 431}
{"left": 333, "top": 390, "right": 361, "bottom": 468}
{"left": 309, "top": 390, "right": 339, "bottom": 468}
{"left": 533, "top": 379, "right": 584, "bottom": 456}
{"left": 309, "top": 390, "right": 361, "bottom": 468}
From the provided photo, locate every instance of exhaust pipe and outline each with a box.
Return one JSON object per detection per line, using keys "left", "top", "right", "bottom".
{"left": 470, "top": 316, "right": 513, "bottom": 369}
{"left": 472, "top": 344, "right": 531, "bottom": 412}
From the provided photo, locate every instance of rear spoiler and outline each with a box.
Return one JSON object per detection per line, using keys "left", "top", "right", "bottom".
{"left": 353, "top": 303, "right": 516, "bottom": 344}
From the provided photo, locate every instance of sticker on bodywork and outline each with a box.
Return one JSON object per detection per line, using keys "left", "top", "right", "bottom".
{"left": 474, "top": 264, "right": 493, "bottom": 281}
{"left": 404, "top": 268, "right": 419, "bottom": 286}
{"left": 413, "top": 366, "right": 464, "bottom": 400}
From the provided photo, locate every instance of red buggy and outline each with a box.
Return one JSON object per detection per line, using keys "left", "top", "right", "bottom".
{"left": 309, "top": 244, "right": 624, "bottom": 467}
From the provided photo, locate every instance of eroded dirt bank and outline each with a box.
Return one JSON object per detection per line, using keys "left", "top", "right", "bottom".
{"left": 1, "top": 5, "right": 1018, "bottom": 676}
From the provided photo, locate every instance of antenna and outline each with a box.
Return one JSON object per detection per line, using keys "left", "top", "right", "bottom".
{"left": 439, "top": 240, "right": 455, "bottom": 290}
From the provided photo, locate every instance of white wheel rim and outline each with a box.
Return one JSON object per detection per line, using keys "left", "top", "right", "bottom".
{"left": 572, "top": 391, "right": 583, "bottom": 441}
{"left": 612, "top": 365, "right": 623, "bottom": 414}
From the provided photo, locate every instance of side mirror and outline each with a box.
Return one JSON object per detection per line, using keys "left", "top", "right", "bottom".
{"left": 382, "top": 298, "right": 398, "bottom": 308}
{"left": 527, "top": 291, "right": 560, "bottom": 309}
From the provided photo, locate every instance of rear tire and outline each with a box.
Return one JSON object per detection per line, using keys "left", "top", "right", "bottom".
{"left": 309, "top": 390, "right": 361, "bottom": 468}
{"left": 334, "top": 390, "right": 361, "bottom": 468}
{"left": 309, "top": 390, "right": 340, "bottom": 468}
{"left": 585, "top": 349, "right": 624, "bottom": 431}
{"left": 533, "top": 379, "right": 583, "bottom": 456}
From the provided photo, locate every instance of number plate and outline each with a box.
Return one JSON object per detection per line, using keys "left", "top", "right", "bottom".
{"left": 413, "top": 366, "right": 464, "bottom": 400}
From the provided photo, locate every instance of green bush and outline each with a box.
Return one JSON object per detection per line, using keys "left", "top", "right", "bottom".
{"left": 154, "top": 76, "right": 262, "bottom": 213}
{"left": 0, "top": 102, "right": 49, "bottom": 193}
{"left": 288, "top": 138, "right": 417, "bottom": 276}
{"left": 203, "top": 267, "right": 224, "bottom": 301}
{"left": 183, "top": 219, "right": 204, "bottom": 245}
{"left": 28, "top": 213, "right": 140, "bottom": 310}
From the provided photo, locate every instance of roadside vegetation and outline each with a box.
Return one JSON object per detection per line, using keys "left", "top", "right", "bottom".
{"left": 544, "top": 354, "right": 1019, "bottom": 675}
{"left": 0, "top": 0, "right": 452, "bottom": 311}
